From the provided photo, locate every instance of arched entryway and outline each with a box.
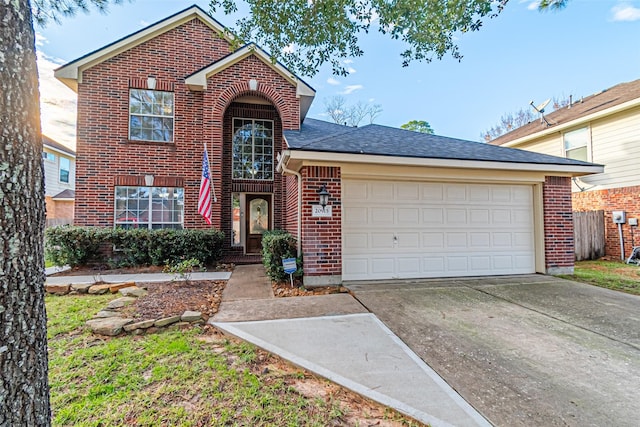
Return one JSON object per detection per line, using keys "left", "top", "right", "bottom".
{"left": 221, "top": 97, "right": 284, "bottom": 257}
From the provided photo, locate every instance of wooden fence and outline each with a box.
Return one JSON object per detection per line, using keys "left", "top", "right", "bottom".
{"left": 573, "top": 210, "right": 605, "bottom": 261}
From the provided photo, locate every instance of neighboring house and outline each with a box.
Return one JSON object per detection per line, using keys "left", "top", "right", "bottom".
{"left": 55, "top": 5, "right": 601, "bottom": 285}
{"left": 491, "top": 79, "right": 640, "bottom": 260}
{"left": 43, "top": 135, "right": 76, "bottom": 226}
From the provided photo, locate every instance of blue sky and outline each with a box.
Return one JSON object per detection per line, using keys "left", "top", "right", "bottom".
{"left": 36, "top": 0, "right": 640, "bottom": 149}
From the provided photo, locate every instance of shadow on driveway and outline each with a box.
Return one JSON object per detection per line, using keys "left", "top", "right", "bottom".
{"left": 348, "top": 274, "right": 640, "bottom": 427}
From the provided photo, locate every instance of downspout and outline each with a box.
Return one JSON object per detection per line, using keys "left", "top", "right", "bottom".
{"left": 277, "top": 151, "right": 302, "bottom": 257}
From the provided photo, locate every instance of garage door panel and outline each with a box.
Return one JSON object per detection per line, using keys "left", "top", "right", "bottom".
{"left": 446, "top": 233, "right": 467, "bottom": 248}
{"left": 345, "top": 181, "right": 369, "bottom": 200}
{"left": 446, "top": 184, "right": 467, "bottom": 201}
{"left": 422, "top": 232, "right": 445, "bottom": 249}
{"left": 397, "top": 233, "right": 420, "bottom": 248}
{"left": 469, "top": 186, "right": 491, "bottom": 202}
{"left": 470, "top": 256, "right": 492, "bottom": 271}
{"left": 342, "top": 180, "right": 535, "bottom": 280}
{"left": 372, "top": 182, "right": 394, "bottom": 199}
{"left": 344, "top": 233, "right": 368, "bottom": 249}
{"left": 344, "top": 206, "right": 368, "bottom": 225}
{"left": 371, "top": 233, "right": 394, "bottom": 249}
{"left": 470, "top": 209, "right": 490, "bottom": 224}
{"left": 423, "top": 208, "right": 444, "bottom": 224}
{"left": 371, "top": 258, "right": 395, "bottom": 275}
{"left": 371, "top": 208, "right": 394, "bottom": 224}
{"left": 397, "top": 257, "right": 421, "bottom": 275}
{"left": 398, "top": 208, "right": 419, "bottom": 224}
{"left": 423, "top": 257, "right": 446, "bottom": 272}
{"left": 422, "top": 183, "right": 444, "bottom": 200}
{"left": 470, "top": 232, "right": 491, "bottom": 248}
{"left": 446, "top": 209, "right": 467, "bottom": 224}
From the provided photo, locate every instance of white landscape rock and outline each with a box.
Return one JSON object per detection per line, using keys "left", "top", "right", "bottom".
{"left": 106, "top": 297, "right": 137, "bottom": 310}
{"left": 119, "top": 286, "right": 147, "bottom": 297}
{"left": 86, "top": 317, "right": 133, "bottom": 336}
{"left": 181, "top": 311, "right": 202, "bottom": 322}
{"left": 95, "top": 310, "right": 122, "bottom": 318}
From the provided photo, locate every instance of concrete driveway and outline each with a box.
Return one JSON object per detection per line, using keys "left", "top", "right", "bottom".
{"left": 347, "top": 274, "right": 640, "bottom": 427}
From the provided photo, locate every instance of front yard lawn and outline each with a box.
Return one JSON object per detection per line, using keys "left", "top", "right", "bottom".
{"left": 559, "top": 260, "right": 640, "bottom": 295}
{"left": 46, "top": 294, "right": 422, "bottom": 426}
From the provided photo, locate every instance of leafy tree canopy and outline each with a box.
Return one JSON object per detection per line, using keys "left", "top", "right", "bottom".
{"left": 401, "top": 120, "right": 434, "bottom": 134}
{"left": 211, "top": 0, "right": 568, "bottom": 76}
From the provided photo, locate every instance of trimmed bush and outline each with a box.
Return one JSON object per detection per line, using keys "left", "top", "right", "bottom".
{"left": 261, "top": 230, "right": 302, "bottom": 282}
{"left": 45, "top": 226, "right": 224, "bottom": 268}
{"left": 45, "top": 226, "right": 111, "bottom": 267}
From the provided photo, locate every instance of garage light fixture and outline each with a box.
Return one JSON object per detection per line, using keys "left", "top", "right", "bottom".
{"left": 317, "top": 184, "right": 330, "bottom": 208}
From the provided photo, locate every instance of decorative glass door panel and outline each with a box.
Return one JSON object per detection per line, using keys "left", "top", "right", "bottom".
{"left": 245, "top": 194, "right": 271, "bottom": 253}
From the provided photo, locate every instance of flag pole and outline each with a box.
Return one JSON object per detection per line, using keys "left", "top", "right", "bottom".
{"left": 205, "top": 142, "right": 217, "bottom": 203}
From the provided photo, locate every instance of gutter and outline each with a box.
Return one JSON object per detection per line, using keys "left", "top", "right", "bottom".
{"left": 276, "top": 150, "right": 302, "bottom": 257}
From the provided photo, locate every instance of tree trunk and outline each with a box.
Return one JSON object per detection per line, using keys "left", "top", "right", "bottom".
{"left": 0, "top": 0, "right": 51, "bottom": 425}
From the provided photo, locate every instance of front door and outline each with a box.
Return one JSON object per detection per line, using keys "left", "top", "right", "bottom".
{"left": 245, "top": 194, "right": 271, "bottom": 254}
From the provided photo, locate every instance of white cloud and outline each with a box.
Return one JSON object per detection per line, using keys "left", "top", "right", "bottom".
{"left": 347, "top": 67, "right": 356, "bottom": 74}
{"left": 37, "top": 51, "right": 77, "bottom": 150}
{"left": 340, "top": 84, "right": 364, "bottom": 95}
{"left": 343, "top": 59, "right": 354, "bottom": 64}
{"left": 35, "top": 32, "right": 47, "bottom": 47}
{"left": 283, "top": 43, "right": 296, "bottom": 54}
{"left": 327, "top": 77, "right": 340, "bottom": 86}
{"left": 611, "top": 4, "right": 640, "bottom": 21}
{"left": 140, "top": 20, "right": 150, "bottom": 27}
{"left": 368, "top": 98, "right": 375, "bottom": 103}
{"left": 526, "top": 1, "right": 540, "bottom": 11}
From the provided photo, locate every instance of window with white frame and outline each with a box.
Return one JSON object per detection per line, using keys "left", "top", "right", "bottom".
{"left": 563, "top": 127, "right": 589, "bottom": 162}
{"left": 59, "top": 157, "right": 70, "bottom": 183}
{"left": 43, "top": 152, "right": 55, "bottom": 162}
{"left": 114, "top": 186, "right": 184, "bottom": 229}
{"left": 129, "top": 89, "right": 174, "bottom": 142}
{"left": 232, "top": 118, "right": 274, "bottom": 180}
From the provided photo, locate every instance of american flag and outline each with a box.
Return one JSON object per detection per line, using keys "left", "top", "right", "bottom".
{"left": 198, "top": 147, "right": 212, "bottom": 224}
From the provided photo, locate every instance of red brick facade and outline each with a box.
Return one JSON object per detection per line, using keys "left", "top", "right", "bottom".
{"left": 74, "top": 17, "right": 300, "bottom": 258}
{"left": 543, "top": 176, "right": 575, "bottom": 274}
{"left": 69, "top": 9, "right": 580, "bottom": 282}
{"left": 300, "top": 166, "right": 342, "bottom": 285}
{"left": 573, "top": 185, "right": 640, "bottom": 259}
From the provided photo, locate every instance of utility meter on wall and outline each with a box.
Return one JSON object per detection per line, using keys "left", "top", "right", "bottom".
{"left": 612, "top": 211, "right": 626, "bottom": 224}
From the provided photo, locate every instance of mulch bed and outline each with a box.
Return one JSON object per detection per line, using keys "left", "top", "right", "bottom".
{"left": 271, "top": 281, "right": 351, "bottom": 297}
{"left": 120, "top": 280, "right": 226, "bottom": 321}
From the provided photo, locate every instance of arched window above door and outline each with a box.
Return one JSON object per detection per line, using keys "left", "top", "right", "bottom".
{"left": 232, "top": 118, "right": 274, "bottom": 180}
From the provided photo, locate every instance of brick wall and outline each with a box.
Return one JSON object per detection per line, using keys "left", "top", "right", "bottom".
{"left": 573, "top": 185, "right": 640, "bottom": 259}
{"left": 74, "top": 16, "right": 300, "bottom": 246}
{"left": 543, "top": 176, "right": 575, "bottom": 274}
{"left": 300, "top": 166, "right": 342, "bottom": 286}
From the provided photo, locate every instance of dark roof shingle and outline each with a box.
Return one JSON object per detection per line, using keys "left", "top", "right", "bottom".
{"left": 285, "top": 119, "right": 597, "bottom": 167}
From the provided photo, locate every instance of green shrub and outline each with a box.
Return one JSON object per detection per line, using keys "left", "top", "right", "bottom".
{"left": 148, "top": 229, "right": 224, "bottom": 266}
{"left": 163, "top": 258, "right": 205, "bottom": 282}
{"left": 45, "top": 226, "right": 111, "bottom": 267}
{"left": 109, "top": 227, "right": 153, "bottom": 267}
{"left": 45, "top": 227, "right": 224, "bottom": 268}
{"left": 261, "top": 230, "right": 302, "bottom": 282}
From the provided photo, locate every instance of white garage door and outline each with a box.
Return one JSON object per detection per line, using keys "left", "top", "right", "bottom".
{"left": 342, "top": 180, "right": 535, "bottom": 281}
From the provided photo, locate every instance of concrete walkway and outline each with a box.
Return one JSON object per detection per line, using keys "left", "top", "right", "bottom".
{"left": 46, "top": 264, "right": 492, "bottom": 425}
{"left": 45, "top": 271, "right": 231, "bottom": 284}
{"left": 211, "top": 265, "right": 492, "bottom": 427}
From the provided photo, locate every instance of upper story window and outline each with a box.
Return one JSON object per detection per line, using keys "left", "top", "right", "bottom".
{"left": 43, "top": 152, "right": 55, "bottom": 162}
{"left": 114, "top": 186, "right": 184, "bottom": 229}
{"left": 59, "top": 157, "right": 70, "bottom": 183}
{"left": 129, "top": 89, "right": 174, "bottom": 142}
{"left": 232, "top": 118, "right": 274, "bottom": 180}
{"left": 563, "top": 127, "right": 590, "bottom": 162}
